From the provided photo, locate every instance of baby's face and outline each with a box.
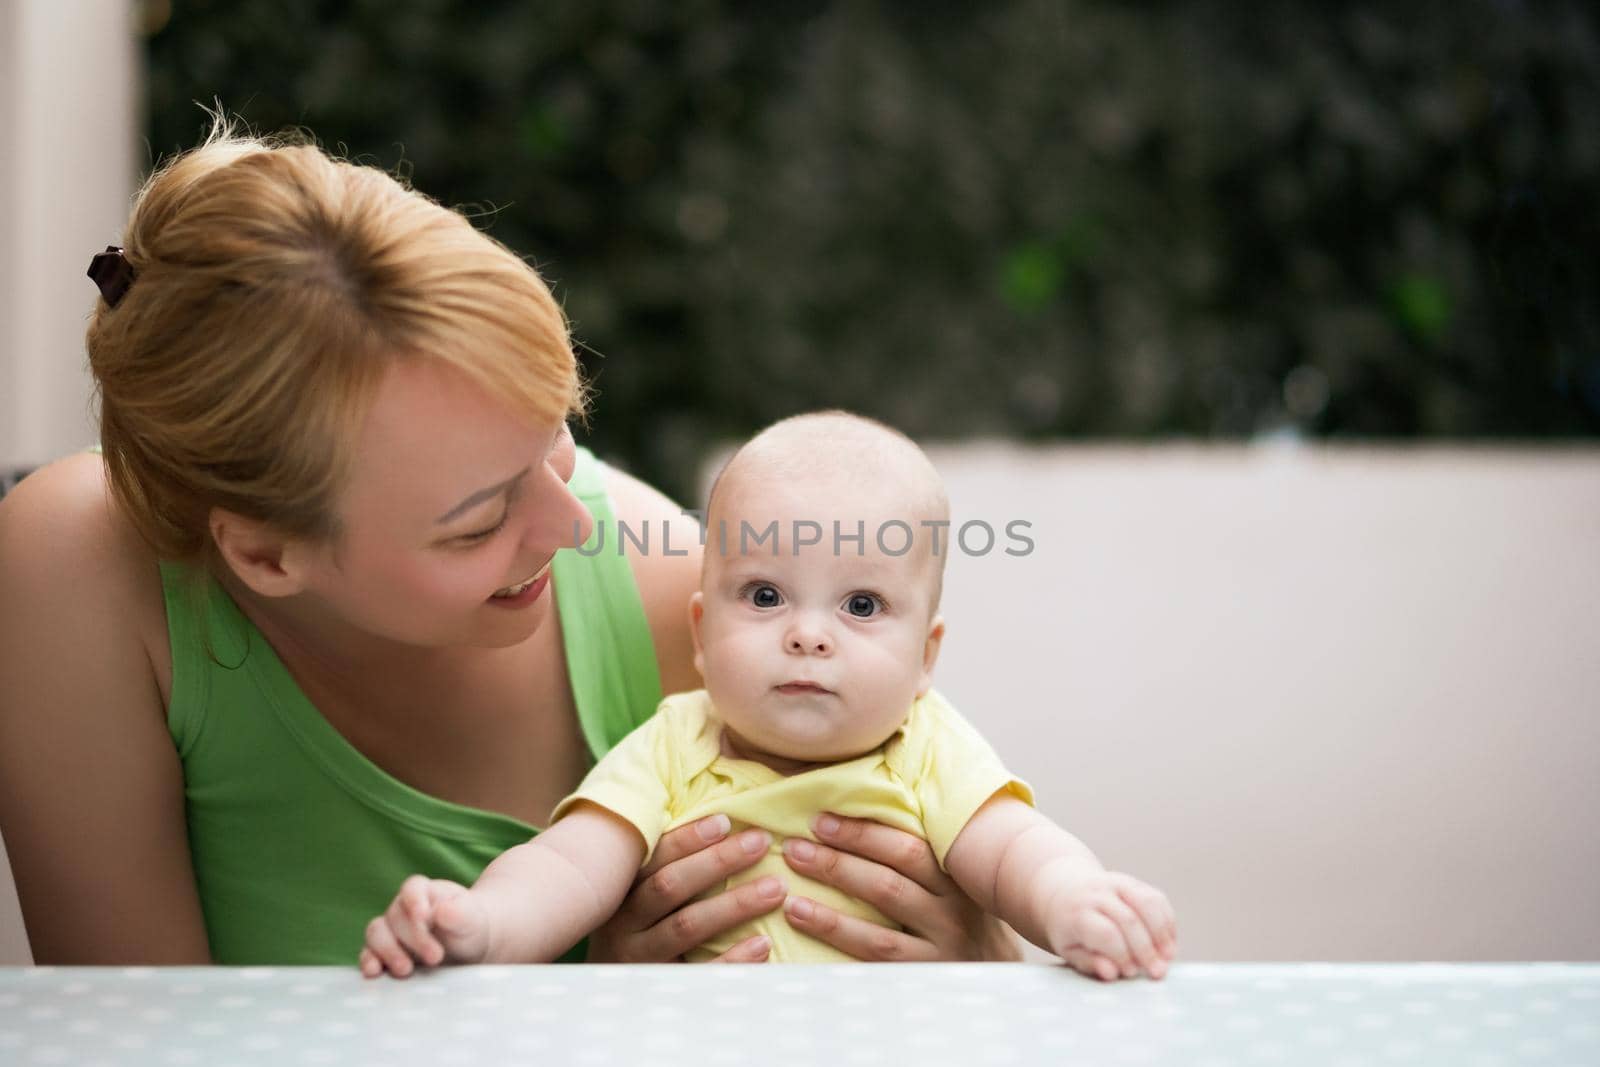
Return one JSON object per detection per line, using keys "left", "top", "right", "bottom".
{"left": 691, "top": 470, "right": 943, "bottom": 769}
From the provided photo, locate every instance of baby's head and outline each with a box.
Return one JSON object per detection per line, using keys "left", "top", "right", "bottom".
{"left": 690, "top": 411, "right": 949, "bottom": 770}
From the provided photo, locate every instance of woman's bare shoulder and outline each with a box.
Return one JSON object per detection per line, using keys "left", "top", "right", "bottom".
{"left": 599, "top": 463, "right": 704, "bottom": 697}
{"left": 0, "top": 453, "right": 170, "bottom": 695}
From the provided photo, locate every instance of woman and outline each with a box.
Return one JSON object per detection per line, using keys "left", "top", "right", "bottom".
{"left": 0, "top": 123, "right": 1015, "bottom": 965}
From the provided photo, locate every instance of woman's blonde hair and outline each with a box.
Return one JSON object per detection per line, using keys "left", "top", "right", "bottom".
{"left": 87, "top": 117, "right": 585, "bottom": 564}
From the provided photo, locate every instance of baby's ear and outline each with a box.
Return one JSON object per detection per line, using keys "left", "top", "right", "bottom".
{"left": 688, "top": 592, "right": 707, "bottom": 677}
{"left": 916, "top": 615, "right": 945, "bottom": 697}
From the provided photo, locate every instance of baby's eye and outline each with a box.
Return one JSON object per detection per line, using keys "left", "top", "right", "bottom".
{"left": 747, "top": 584, "right": 783, "bottom": 608}
{"left": 844, "top": 593, "right": 881, "bottom": 618}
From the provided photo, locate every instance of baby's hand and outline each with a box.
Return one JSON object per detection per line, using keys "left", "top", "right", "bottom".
{"left": 359, "top": 875, "right": 491, "bottom": 978}
{"left": 1045, "top": 871, "right": 1176, "bottom": 981}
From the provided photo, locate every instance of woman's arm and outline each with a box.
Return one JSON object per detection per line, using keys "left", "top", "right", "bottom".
{"left": 604, "top": 465, "right": 705, "bottom": 698}
{"left": 0, "top": 456, "right": 211, "bottom": 964}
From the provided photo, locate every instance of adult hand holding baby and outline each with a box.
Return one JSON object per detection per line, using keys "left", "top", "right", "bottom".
{"left": 586, "top": 815, "right": 784, "bottom": 962}
{"left": 779, "top": 813, "right": 1021, "bottom": 962}
{"left": 586, "top": 811, "right": 1018, "bottom": 963}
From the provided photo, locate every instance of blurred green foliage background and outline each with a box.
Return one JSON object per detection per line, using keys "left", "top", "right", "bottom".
{"left": 143, "top": 0, "right": 1599, "bottom": 498}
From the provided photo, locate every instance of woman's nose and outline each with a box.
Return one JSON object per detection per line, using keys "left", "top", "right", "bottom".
{"left": 525, "top": 473, "right": 594, "bottom": 552}
{"left": 565, "top": 492, "right": 596, "bottom": 550}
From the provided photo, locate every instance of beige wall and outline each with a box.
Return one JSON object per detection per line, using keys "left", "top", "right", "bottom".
{"left": 0, "top": 0, "right": 140, "bottom": 469}
{"left": 929, "top": 443, "right": 1600, "bottom": 963}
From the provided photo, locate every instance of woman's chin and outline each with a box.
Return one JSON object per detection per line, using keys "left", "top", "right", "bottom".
{"left": 460, "top": 591, "right": 554, "bottom": 648}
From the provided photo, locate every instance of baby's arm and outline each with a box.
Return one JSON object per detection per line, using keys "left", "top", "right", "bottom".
{"left": 360, "top": 802, "right": 645, "bottom": 977}
{"left": 944, "top": 794, "right": 1176, "bottom": 981}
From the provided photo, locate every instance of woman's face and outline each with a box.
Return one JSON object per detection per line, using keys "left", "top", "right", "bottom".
{"left": 299, "top": 359, "right": 592, "bottom": 649}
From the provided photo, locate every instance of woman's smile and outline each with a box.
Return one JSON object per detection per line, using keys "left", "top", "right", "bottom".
{"left": 488, "top": 559, "right": 553, "bottom": 606}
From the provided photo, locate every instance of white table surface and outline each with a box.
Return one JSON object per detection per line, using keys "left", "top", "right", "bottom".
{"left": 2, "top": 962, "right": 1597, "bottom": 1066}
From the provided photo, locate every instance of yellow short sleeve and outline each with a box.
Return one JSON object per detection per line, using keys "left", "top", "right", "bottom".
{"left": 549, "top": 699, "right": 683, "bottom": 865}
{"left": 893, "top": 690, "right": 1034, "bottom": 867}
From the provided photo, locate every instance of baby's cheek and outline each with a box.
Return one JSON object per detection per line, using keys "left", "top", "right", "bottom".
{"left": 851, "top": 648, "right": 922, "bottom": 701}
{"left": 857, "top": 637, "right": 924, "bottom": 679}
{"left": 700, "top": 636, "right": 765, "bottom": 698}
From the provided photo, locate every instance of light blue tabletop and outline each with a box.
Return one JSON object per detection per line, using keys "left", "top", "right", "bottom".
{"left": 2, "top": 962, "right": 1597, "bottom": 1066}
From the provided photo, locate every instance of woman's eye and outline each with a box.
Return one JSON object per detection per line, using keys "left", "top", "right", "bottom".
{"left": 457, "top": 515, "right": 508, "bottom": 545}
{"left": 844, "top": 594, "right": 881, "bottom": 618}
{"left": 748, "top": 584, "right": 782, "bottom": 608}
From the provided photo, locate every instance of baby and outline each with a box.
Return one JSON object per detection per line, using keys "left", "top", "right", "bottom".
{"left": 361, "top": 411, "right": 1176, "bottom": 977}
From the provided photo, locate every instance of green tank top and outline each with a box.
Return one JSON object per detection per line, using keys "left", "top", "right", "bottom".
{"left": 161, "top": 446, "right": 662, "bottom": 964}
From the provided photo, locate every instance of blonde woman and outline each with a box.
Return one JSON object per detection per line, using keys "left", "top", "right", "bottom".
{"left": 0, "top": 123, "right": 1016, "bottom": 966}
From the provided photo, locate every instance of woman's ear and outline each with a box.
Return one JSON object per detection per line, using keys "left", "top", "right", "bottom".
{"left": 208, "top": 507, "right": 311, "bottom": 598}
{"left": 688, "top": 591, "right": 706, "bottom": 678}
{"left": 916, "top": 615, "right": 946, "bottom": 697}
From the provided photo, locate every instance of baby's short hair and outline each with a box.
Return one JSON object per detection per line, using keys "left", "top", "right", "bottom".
{"left": 706, "top": 410, "right": 951, "bottom": 610}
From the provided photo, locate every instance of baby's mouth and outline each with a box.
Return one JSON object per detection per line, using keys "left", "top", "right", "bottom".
{"left": 775, "top": 681, "right": 832, "bottom": 695}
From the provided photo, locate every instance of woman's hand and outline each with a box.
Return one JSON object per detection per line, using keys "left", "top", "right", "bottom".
{"left": 778, "top": 814, "right": 1022, "bottom": 961}
{"left": 585, "top": 814, "right": 786, "bottom": 962}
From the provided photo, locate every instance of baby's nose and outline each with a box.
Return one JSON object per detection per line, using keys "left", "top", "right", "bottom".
{"left": 785, "top": 626, "right": 833, "bottom": 655}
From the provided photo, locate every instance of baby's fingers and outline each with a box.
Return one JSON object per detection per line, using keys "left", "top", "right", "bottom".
{"left": 386, "top": 875, "right": 446, "bottom": 967}
{"left": 1072, "top": 910, "right": 1137, "bottom": 978}
{"left": 1100, "top": 895, "right": 1163, "bottom": 979}
{"left": 1116, "top": 876, "right": 1177, "bottom": 961}
{"left": 432, "top": 886, "right": 492, "bottom": 964}
{"left": 1060, "top": 945, "right": 1122, "bottom": 983}
{"left": 363, "top": 916, "right": 416, "bottom": 978}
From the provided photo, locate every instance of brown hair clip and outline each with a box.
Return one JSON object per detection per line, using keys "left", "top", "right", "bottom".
{"left": 87, "top": 245, "right": 136, "bottom": 307}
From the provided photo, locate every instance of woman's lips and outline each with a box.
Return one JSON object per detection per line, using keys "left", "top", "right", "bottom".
{"left": 490, "top": 559, "right": 552, "bottom": 599}
{"left": 487, "top": 560, "right": 553, "bottom": 608}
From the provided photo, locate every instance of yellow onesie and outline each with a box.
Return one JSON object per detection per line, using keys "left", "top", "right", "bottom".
{"left": 551, "top": 688, "right": 1033, "bottom": 962}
